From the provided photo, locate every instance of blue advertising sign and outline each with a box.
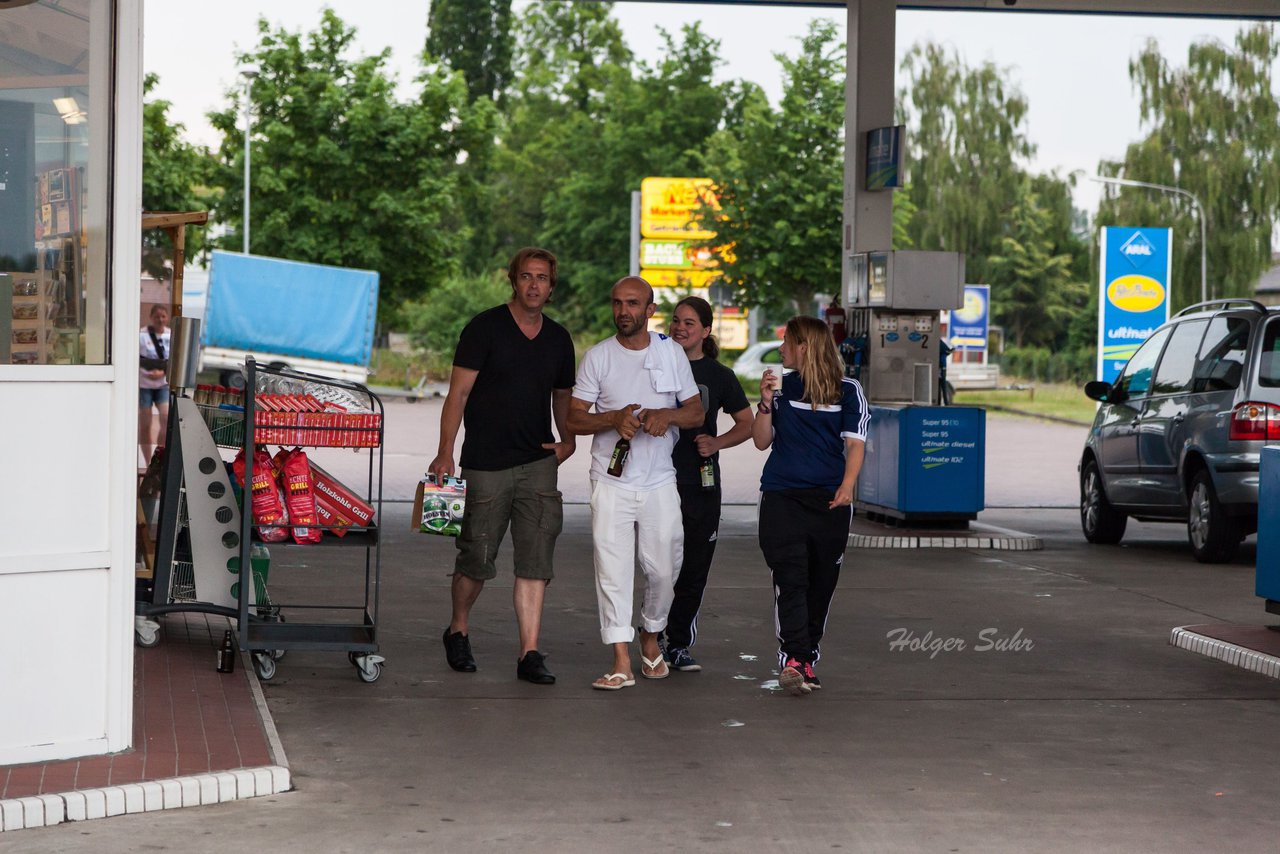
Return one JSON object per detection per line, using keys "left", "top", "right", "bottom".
{"left": 949, "top": 284, "right": 989, "bottom": 351}
{"left": 1097, "top": 227, "right": 1172, "bottom": 383}
{"left": 865, "top": 126, "right": 903, "bottom": 190}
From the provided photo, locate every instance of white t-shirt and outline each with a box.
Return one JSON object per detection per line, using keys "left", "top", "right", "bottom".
{"left": 139, "top": 326, "right": 171, "bottom": 390}
{"left": 573, "top": 333, "right": 699, "bottom": 491}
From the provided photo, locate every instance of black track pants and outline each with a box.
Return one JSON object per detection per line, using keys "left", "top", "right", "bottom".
{"left": 666, "top": 482, "right": 721, "bottom": 650}
{"left": 758, "top": 488, "right": 851, "bottom": 665}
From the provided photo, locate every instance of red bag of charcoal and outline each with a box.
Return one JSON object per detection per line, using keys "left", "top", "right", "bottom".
{"left": 280, "top": 447, "right": 323, "bottom": 544}
{"left": 232, "top": 448, "right": 290, "bottom": 542}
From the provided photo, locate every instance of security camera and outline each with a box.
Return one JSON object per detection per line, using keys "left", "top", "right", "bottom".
{"left": 1003, "top": 0, "right": 1017, "bottom": 5}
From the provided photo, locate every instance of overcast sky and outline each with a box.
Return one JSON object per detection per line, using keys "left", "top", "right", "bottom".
{"left": 142, "top": 2, "right": 1266, "bottom": 214}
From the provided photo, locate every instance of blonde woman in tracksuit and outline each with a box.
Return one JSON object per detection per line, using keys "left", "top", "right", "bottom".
{"left": 753, "top": 315, "right": 869, "bottom": 696}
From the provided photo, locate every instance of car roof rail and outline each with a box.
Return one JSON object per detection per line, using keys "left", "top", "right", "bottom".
{"left": 1172, "top": 298, "right": 1268, "bottom": 318}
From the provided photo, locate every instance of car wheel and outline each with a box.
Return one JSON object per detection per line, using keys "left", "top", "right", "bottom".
{"left": 1187, "top": 469, "right": 1241, "bottom": 564}
{"left": 1080, "top": 459, "right": 1127, "bottom": 544}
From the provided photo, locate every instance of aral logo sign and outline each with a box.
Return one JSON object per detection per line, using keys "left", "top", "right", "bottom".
{"left": 1119, "top": 231, "right": 1156, "bottom": 265}
{"left": 1097, "top": 227, "right": 1171, "bottom": 383}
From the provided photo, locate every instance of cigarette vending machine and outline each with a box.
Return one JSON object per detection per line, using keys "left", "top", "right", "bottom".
{"left": 843, "top": 250, "right": 985, "bottom": 522}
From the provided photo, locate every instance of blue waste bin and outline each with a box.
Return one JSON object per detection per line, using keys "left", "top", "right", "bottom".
{"left": 1256, "top": 446, "right": 1280, "bottom": 612}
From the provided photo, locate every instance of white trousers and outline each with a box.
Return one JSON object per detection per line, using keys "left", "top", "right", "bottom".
{"left": 590, "top": 479, "right": 684, "bottom": 645}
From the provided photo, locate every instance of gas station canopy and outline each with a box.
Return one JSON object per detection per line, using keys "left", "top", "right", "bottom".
{"left": 683, "top": 0, "right": 1280, "bottom": 19}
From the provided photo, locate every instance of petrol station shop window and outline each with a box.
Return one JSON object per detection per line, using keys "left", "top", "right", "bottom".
{"left": 0, "top": 0, "right": 110, "bottom": 366}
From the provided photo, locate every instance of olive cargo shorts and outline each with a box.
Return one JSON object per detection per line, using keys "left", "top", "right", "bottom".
{"left": 455, "top": 455, "right": 563, "bottom": 581}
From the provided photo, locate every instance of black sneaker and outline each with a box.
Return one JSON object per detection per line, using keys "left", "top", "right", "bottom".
{"left": 779, "top": 658, "right": 811, "bottom": 696}
{"left": 665, "top": 646, "right": 702, "bottom": 672}
{"left": 516, "top": 650, "right": 556, "bottom": 685}
{"left": 443, "top": 628, "right": 477, "bottom": 672}
{"left": 802, "top": 662, "right": 821, "bottom": 691}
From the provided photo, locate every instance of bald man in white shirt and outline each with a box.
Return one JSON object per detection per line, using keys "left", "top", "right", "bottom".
{"left": 567, "top": 277, "right": 705, "bottom": 691}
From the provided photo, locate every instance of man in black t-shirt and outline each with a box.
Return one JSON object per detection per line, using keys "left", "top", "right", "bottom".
{"left": 429, "top": 247, "right": 576, "bottom": 685}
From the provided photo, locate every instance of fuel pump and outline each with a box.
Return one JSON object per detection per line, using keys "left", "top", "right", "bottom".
{"left": 845, "top": 251, "right": 961, "bottom": 404}
{"left": 844, "top": 250, "right": 985, "bottom": 523}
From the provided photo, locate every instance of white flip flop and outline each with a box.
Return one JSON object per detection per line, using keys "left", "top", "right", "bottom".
{"left": 640, "top": 653, "right": 670, "bottom": 679}
{"left": 592, "top": 672, "right": 636, "bottom": 691}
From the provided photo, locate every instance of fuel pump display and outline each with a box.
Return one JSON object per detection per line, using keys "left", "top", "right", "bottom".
{"left": 844, "top": 250, "right": 985, "bottom": 522}
{"left": 844, "top": 251, "right": 962, "bottom": 404}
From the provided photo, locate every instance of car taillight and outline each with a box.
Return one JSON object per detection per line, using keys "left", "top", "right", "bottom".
{"left": 1228, "top": 401, "right": 1280, "bottom": 441}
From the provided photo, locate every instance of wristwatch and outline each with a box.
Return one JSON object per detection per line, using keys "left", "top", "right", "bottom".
{"left": 757, "top": 401, "right": 772, "bottom": 415}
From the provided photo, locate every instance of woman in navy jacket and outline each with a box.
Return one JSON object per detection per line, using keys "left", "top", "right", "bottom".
{"left": 752, "top": 316, "right": 868, "bottom": 695}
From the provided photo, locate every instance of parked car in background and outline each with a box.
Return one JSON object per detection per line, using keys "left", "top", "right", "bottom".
{"left": 1079, "top": 299, "right": 1280, "bottom": 562}
{"left": 732, "top": 340, "right": 784, "bottom": 380}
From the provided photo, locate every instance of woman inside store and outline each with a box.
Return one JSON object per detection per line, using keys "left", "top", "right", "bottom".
{"left": 663, "top": 296, "right": 753, "bottom": 673}
{"left": 752, "top": 315, "right": 868, "bottom": 696}
{"left": 138, "top": 303, "right": 171, "bottom": 466}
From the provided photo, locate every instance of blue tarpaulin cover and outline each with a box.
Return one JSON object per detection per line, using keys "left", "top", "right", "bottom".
{"left": 203, "top": 250, "right": 379, "bottom": 367}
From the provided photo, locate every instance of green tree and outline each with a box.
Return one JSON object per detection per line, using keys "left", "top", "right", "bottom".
{"left": 699, "top": 19, "right": 845, "bottom": 316}
{"left": 423, "top": 0, "right": 507, "bottom": 272}
{"left": 892, "top": 191, "right": 917, "bottom": 250}
{"left": 987, "top": 187, "right": 1087, "bottom": 348}
{"left": 425, "top": 0, "right": 513, "bottom": 106}
{"left": 1097, "top": 24, "right": 1280, "bottom": 308}
{"left": 514, "top": 0, "right": 631, "bottom": 113}
{"left": 538, "top": 22, "right": 734, "bottom": 330}
{"left": 1030, "top": 172, "right": 1090, "bottom": 281}
{"left": 207, "top": 10, "right": 483, "bottom": 316}
{"left": 142, "top": 73, "right": 216, "bottom": 275}
{"left": 487, "top": 1, "right": 631, "bottom": 266}
{"left": 401, "top": 270, "right": 510, "bottom": 371}
{"left": 897, "top": 42, "right": 1035, "bottom": 286}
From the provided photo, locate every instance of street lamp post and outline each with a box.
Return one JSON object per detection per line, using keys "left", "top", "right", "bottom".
{"left": 1091, "top": 175, "right": 1207, "bottom": 304}
{"left": 240, "top": 69, "right": 259, "bottom": 255}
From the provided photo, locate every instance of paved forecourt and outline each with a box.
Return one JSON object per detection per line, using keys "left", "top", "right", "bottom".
{"left": 10, "top": 403, "right": 1280, "bottom": 851}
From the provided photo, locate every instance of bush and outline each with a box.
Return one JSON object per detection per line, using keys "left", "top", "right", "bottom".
{"left": 999, "top": 345, "right": 1095, "bottom": 385}
{"left": 401, "top": 272, "right": 511, "bottom": 375}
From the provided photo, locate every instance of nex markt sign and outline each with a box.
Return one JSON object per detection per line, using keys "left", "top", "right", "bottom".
{"left": 639, "top": 176, "right": 747, "bottom": 347}
{"left": 638, "top": 176, "right": 730, "bottom": 283}
{"left": 640, "top": 176, "right": 719, "bottom": 240}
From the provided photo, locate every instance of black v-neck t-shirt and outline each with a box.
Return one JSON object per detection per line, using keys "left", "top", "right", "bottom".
{"left": 453, "top": 304, "right": 576, "bottom": 471}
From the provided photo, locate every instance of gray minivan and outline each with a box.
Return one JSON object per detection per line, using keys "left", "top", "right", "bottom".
{"left": 1079, "top": 299, "right": 1280, "bottom": 562}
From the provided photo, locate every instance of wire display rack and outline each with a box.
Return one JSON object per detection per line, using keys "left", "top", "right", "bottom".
{"left": 196, "top": 401, "right": 245, "bottom": 447}
{"left": 137, "top": 360, "right": 380, "bottom": 684}
{"left": 233, "top": 358, "right": 386, "bottom": 683}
